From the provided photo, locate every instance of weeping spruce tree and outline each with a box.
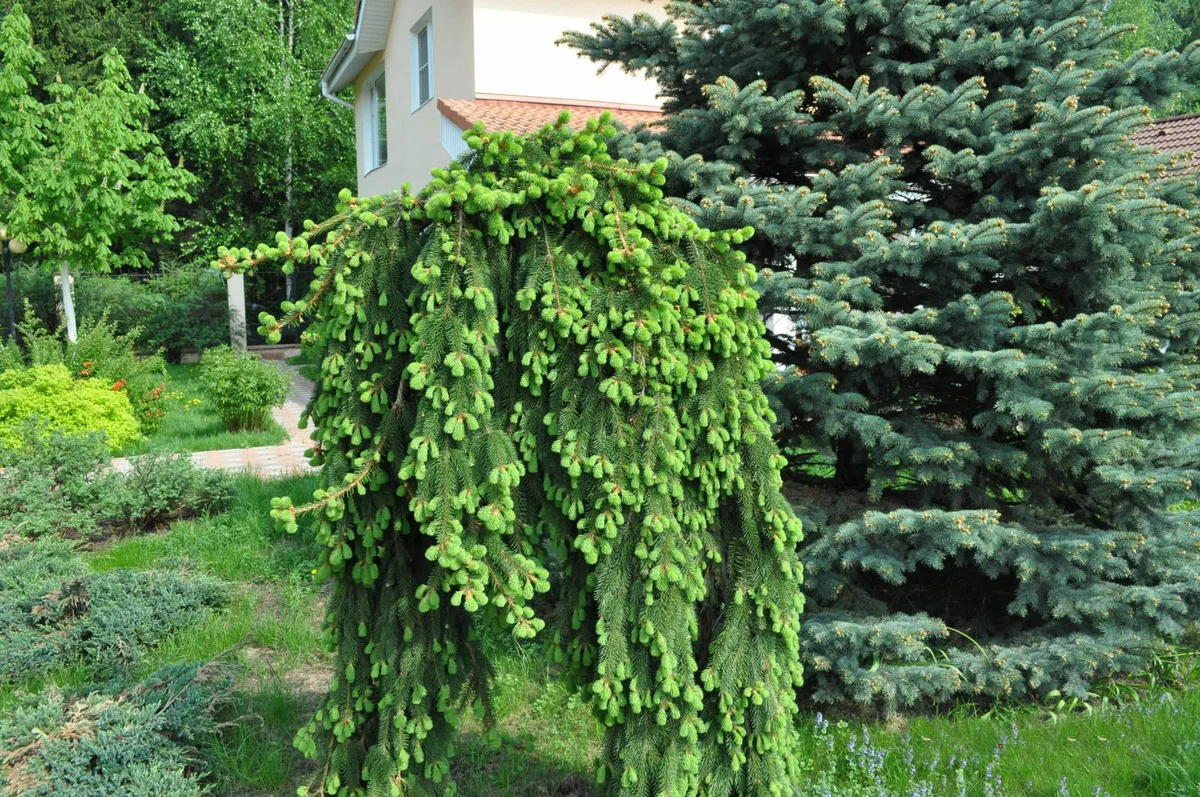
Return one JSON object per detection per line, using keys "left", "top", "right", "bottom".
{"left": 567, "top": 0, "right": 1200, "bottom": 707}
{"left": 222, "top": 119, "right": 805, "bottom": 795}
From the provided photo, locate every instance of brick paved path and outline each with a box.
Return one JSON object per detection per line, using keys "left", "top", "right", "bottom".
{"left": 112, "top": 366, "right": 318, "bottom": 478}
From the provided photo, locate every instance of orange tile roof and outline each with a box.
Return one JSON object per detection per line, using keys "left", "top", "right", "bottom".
{"left": 438, "top": 98, "right": 664, "bottom": 135}
{"left": 1132, "top": 112, "right": 1200, "bottom": 173}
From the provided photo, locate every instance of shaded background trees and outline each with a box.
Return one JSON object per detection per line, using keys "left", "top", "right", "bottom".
{"left": 21, "top": 0, "right": 156, "bottom": 87}
{"left": 1, "top": 6, "right": 192, "bottom": 343}
{"left": 146, "top": 0, "right": 355, "bottom": 267}
{"left": 1108, "top": 0, "right": 1200, "bottom": 110}
{"left": 19, "top": 0, "right": 355, "bottom": 251}
{"left": 10, "top": 0, "right": 356, "bottom": 346}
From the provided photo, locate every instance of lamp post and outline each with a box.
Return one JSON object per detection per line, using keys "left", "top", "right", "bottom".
{"left": 0, "top": 226, "right": 26, "bottom": 341}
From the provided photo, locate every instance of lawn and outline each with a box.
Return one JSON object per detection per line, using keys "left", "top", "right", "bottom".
{"left": 4, "top": 473, "right": 1197, "bottom": 796}
{"left": 120, "top": 364, "right": 289, "bottom": 455}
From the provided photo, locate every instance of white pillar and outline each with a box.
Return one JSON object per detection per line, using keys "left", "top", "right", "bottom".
{"left": 226, "top": 272, "right": 247, "bottom": 352}
{"left": 58, "top": 262, "right": 77, "bottom": 344}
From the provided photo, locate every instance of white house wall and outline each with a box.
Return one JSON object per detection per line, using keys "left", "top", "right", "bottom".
{"left": 354, "top": 0, "right": 476, "bottom": 195}
{"left": 351, "top": 0, "right": 663, "bottom": 194}
{"left": 473, "top": 0, "right": 664, "bottom": 109}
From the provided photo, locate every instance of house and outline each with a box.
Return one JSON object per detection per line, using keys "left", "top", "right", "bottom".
{"left": 320, "top": 0, "right": 665, "bottom": 194}
{"left": 1132, "top": 112, "right": 1200, "bottom": 174}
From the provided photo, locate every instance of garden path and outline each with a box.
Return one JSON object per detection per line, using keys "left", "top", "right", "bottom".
{"left": 112, "top": 366, "right": 318, "bottom": 477}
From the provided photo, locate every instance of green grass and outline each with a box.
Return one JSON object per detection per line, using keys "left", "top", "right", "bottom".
{"left": 91, "top": 473, "right": 320, "bottom": 581}
{"left": 8, "top": 471, "right": 1200, "bottom": 796}
{"left": 786, "top": 683, "right": 1200, "bottom": 796}
{"left": 453, "top": 645, "right": 602, "bottom": 795}
{"left": 202, "top": 678, "right": 316, "bottom": 792}
{"left": 119, "top": 364, "right": 289, "bottom": 455}
{"left": 0, "top": 475, "right": 320, "bottom": 708}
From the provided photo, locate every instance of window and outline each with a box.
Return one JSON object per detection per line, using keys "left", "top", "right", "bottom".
{"left": 367, "top": 71, "right": 387, "bottom": 171}
{"left": 412, "top": 14, "right": 432, "bottom": 110}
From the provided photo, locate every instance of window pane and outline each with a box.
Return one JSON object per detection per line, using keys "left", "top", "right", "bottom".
{"left": 417, "top": 26, "right": 430, "bottom": 67}
{"left": 375, "top": 76, "right": 387, "bottom": 165}
{"left": 418, "top": 65, "right": 431, "bottom": 105}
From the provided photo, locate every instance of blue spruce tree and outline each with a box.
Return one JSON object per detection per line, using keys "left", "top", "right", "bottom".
{"left": 566, "top": 0, "right": 1200, "bottom": 707}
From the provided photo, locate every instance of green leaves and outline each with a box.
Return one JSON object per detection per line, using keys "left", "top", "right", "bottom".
{"left": 237, "top": 118, "right": 804, "bottom": 796}
{"left": 197, "top": 345, "right": 290, "bottom": 432}
{"left": 0, "top": 15, "right": 192, "bottom": 281}
{"left": 143, "top": 0, "right": 355, "bottom": 252}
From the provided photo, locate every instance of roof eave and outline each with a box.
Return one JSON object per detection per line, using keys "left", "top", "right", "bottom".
{"left": 321, "top": 33, "right": 357, "bottom": 99}
{"left": 320, "top": 0, "right": 395, "bottom": 96}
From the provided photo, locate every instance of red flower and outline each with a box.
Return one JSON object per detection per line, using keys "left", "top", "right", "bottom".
{"left": 112, "top": 379, "right": 127, "bottom": 391}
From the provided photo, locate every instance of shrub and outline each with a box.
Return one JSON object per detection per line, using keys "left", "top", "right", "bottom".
{"left": 198, "top": 346, "right": 289, "bottom": 432}
{"left": 9, "top": 266, "right": 60, "bottom": 331}
{"left": 9, "top": 301, "right": 66, "bottom": 369}
{"left": 75, "top": 274, "right": 163, "bottom": 345}
{"left": 0, "top": 365, "right": 140, "bottom": 452}
{"left": 68, "top": 316, "right": 168, "bottom": 435}
{"left": 0, "top": 425, "right": 114, "bottom": 539}
{"left": 0, "top": 312, "right": 169, "bottom": 435}
{"left": 128, "top": 380, "right": 169, "bottom": 435}
{"left": 117, "top": 452, "right": 236, "bottom": 532}
{"left": 12, "top": 265, "right": 229, "bottom": 362}
{"left": 0, "top": 425, "right": 235, "bottom": 540}
{"left": 0, "top": 663, "right": 232, "bottom": 796}
{"left": 0, "top": 338, "right": 21, "bottom": 373}
{"left": 0, "top": 535, "right": 226, "bottom": 682}
{"left": 66, "top": 315, "right": 163, "bottom": 384}
{"left": 142, "top": 266, "right": 230, "bottom": 360}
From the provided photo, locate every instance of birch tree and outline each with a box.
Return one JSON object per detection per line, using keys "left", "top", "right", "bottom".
{"left": 147, "top": 0, "right": 353, "bottom": 261}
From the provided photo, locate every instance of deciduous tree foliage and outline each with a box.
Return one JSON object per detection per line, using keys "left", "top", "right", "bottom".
{"left": 221, "top": 118, "right": 805, "bottom": 796}
{"left": 1106, "top": 0, "right": 1200, "bottom": 110}
{"left": 19, "top": 0, "right": 157, "bottom": 87}
{"left": 0, "top": 3, "right": 41, "bottom": 211}
{"left": 13, "top": 0, "right": 356, "bottom": 268}
{"left": 147, "top": 0, "right": 355, "bottom": 259}
{"left": 0, "top": 4, "right": 192, "bottom": 343}
{"left": 567, "top": 0, "right": 1200, "bottom": 708}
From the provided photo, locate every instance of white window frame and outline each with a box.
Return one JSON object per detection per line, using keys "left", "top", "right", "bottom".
{"left": 364, "top": 65, "right": 387, "bottom": 173}
{"left": 411, "top": 11, "right": 433, "bottom": 112}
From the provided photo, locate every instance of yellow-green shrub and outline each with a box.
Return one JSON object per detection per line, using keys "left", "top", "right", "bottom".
{"left": 0, "top": 365, "right": 140, "bottom": 452}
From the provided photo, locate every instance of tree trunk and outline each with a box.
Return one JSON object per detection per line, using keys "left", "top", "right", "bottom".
{"left": 59, "top": 262, "right": 77, "bottom": 343}
{"left": 282, "top": 0, "right": 296, "bottom": 302}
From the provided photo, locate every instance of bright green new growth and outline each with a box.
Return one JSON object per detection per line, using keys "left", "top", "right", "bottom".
{"left": 0, "top": 364, "right": 140, "bottom": 452}
{"left": 221, "top": 117, "right": 805, "bottom": 796}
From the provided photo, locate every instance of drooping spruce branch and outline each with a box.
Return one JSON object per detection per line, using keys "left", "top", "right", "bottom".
{"left": 218, "top": 116, "right": 805, "bottom": 797}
